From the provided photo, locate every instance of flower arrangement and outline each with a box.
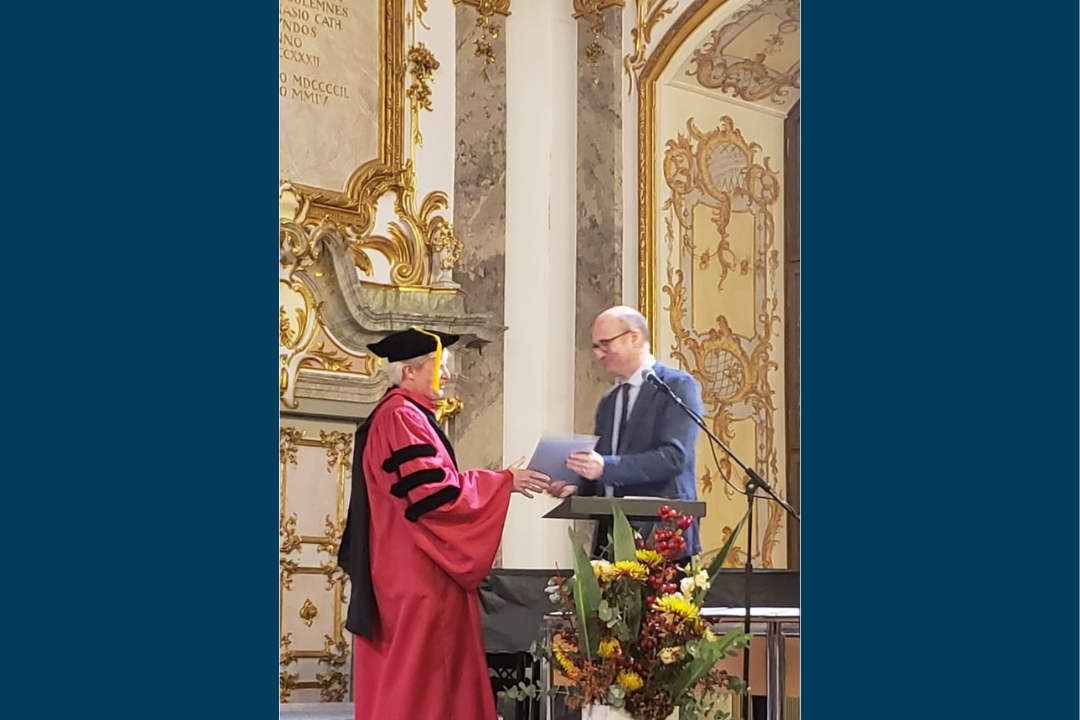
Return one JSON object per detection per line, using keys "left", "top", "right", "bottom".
{"left": 504, "top": 503, "right": 752, "bottom": 720}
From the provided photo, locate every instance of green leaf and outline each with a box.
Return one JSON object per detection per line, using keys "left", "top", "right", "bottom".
{"left": 669, "top": 628, "right": 752, "bottom": 700}
{"left": 706, "top": 508, "right": 750, "bottom": 586}
{"left": 569, "top": 527, "right": 602, "bottom": 659}
{"left": 710, "top": 626, "right": 751, "bottom": 656}
{"left": 611, "top": 501, "right": 638, "bottom": 563}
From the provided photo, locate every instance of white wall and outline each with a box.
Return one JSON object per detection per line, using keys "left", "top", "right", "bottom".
{"left": 501, "top": 1, "right": 577, "bottom": 569}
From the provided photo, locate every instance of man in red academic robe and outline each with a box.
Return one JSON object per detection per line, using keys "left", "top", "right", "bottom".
{"left": 338, "top": 328, "right": 550, "bottom": 720}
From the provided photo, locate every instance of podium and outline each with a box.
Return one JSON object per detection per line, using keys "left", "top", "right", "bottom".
{"left": 542, "top": 495, "right": 707, "bottom": 520}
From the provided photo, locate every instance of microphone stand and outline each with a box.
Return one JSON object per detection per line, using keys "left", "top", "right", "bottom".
{"left": 646, "top": 373, "right": 800, "bottom": 715}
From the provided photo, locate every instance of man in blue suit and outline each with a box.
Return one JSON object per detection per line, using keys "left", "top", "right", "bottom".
{"left": 556, "top": 305, "right": 704, "bottom": 561}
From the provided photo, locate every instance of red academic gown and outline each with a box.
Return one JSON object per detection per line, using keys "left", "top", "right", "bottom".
{"left": 350, "top": 387, "right": 513, "bottom": 720}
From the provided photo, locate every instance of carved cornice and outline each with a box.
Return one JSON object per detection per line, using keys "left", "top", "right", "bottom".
{"left": 572, "top": 0, "right": 624, "bottom": 14}
{"left": 281, "top": 167, "right": 460, "bottom": 288}
{"left": 280, "top": 220, "right": 504, "bottom": 382}
{"left": 457, "top": 0, "right": 512, "bottom": 14}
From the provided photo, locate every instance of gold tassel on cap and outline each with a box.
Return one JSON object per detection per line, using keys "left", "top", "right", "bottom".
{"left": 412, "top": 327, "right": 443, "bottom": 393}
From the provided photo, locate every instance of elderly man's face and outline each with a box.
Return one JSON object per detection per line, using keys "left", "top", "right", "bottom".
{"left": 402, "top": 353, "right": 450, "bottom": 401}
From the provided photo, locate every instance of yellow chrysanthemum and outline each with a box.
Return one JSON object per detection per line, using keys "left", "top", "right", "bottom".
{"left": 552, "top": 641, "right": 579, "bottom": 679}
{"left": 616, "top": 669, "right": 644, "bottom": 692}
{"left": 591, "top": 559, "right": 613, "bottom": 580}
{"left": 652, "top": 594, "right": 700, "bottom": 619}
{"left": 659, "top": 646, "right": 682, "bottom": 665}
{"left": 703, "top": 627, "right": 717, "bottom": 642}
{"left": 611, "top": 561, "right": 648, "bottom": 582}
{"left": 598, "top": 638, "right": 621, "bottom": 659}
{"left": 635, "top": 549, "right": 665, "bottom": 568}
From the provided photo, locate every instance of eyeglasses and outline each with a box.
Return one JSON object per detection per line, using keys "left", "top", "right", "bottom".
{"left": 592, "top": 329, "right": 634, "bottom": 352}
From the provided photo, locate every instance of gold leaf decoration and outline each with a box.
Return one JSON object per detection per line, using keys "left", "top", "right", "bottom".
{"left": 280, "top": 514, "right": 302, "bottom": 555}
{"left": 406, "top": 43, "right": 439, "bottom": 114}
{"left": 572, "top": 1, "right": 624, "bottom": 86}
{"left": 455, "top": 1, "right": 511, "bottom": 81}
{"left": 317, "top": 671, "right": 348, "bottom": 702}
{"left": 435, "top": 396, "right": 465, "bottom": 424}
{"left": 300, "top": 599, "right": 318, "bottom": 627}
{"left": 348, "top": 244, "right": 374, "bottom": 275}
{"left": 624, "top": 0, "right": 678, "bottom": 95}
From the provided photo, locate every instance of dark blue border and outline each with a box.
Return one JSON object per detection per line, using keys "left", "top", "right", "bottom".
{"left": 7, "top": 6, "right": 278, "bottom": 712}
{"left": 801, "top": 5, "right": 1077, "bottom": 718}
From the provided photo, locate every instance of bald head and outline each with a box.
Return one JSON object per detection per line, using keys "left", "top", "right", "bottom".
{"left": 591, "top": 306, "right": 651, "bottom": 381}
{"left": 596, "top": 306, "right": 649, "bottom": 339}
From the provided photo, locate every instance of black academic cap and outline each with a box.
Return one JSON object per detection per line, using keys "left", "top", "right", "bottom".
{"left": 365, "top": 328, "right": 460, "bottom": 362}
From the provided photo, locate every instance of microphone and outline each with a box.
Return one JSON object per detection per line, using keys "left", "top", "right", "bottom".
{"left": 644, "top": 368, "right": 697, "bottom": 416}
{"left": 642, "top": 368, "right": 673, "bottom": 395}
{"left": 643, "top": 366, "right": 799, "bottom": 522}
{"left": 642, "top": 367, "right": 662, "bottom": 389}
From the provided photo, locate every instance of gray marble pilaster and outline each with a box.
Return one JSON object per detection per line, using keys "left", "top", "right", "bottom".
{"left": 575, "top": 7, "right": 624, "bottom": 435}
{"left": 453, "top": 5, "right": 508, "bottom": 501}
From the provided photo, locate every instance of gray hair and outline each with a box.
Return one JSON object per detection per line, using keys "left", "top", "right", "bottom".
{"left": 385, "top": 350, "right": 451, "bottom": 386}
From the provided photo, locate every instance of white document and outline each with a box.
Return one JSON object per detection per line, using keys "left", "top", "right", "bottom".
{"left": 526, "top": 434, "right": 600, "bottom": 485}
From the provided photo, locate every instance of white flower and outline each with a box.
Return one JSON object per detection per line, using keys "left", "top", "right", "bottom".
{"left": 680, "top": 569, "right": 711, "bottom": 596}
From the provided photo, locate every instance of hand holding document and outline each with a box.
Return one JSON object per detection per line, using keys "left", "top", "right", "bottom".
{"left": 526, "top": 434, "right": 599, "bottom": 496}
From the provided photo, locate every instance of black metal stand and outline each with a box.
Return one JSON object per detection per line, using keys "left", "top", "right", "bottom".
{"left": 646, "top": 373, "right": 800, "bottom": 714}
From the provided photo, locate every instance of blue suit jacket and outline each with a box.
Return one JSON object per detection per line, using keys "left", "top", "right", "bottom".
{"left": 582, "top": 361, "right": 704, "bottom": 558}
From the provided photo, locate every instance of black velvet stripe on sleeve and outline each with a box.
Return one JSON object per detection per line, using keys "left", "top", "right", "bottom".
{"left": 404, "top": 486, "right": 461, "bottom": 522}
{"left": 382, "top": 443, "right": 437, "bottom": 473}
{"left": 389, "top": 467, "right": 445, "bottom": 498}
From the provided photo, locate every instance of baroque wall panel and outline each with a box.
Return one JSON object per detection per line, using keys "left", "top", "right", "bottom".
{"left": 638, "top": 0, "right": 796, "bottom": 568}
{"left": 279, "top": 419, "right": 356, "bottom": 703}
{"left": 657, "top": 107, "right": 788, "bottom": 568}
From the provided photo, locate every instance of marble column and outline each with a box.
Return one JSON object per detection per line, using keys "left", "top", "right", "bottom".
{"left": 452, "top": 4, "right": 508, "bottom": 512}
{"left": 575, "top": 7, "right": 624, "bottom": 434}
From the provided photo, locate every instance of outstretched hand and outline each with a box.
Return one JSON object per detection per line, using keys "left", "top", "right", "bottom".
{"left": 507, "top": 457, "right": 551, "bottom": 499}
{"left": 547, "top": 480, "right": 577, "bottom": 499}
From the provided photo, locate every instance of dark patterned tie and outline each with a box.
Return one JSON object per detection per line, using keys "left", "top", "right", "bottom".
{"left": 615, "top": 382, "right": 631, "bottom": 453}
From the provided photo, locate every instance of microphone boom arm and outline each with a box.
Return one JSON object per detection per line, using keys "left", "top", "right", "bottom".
{"left": 646, "top": 368, "right": 799, "bottom": 713}
{"left": 646, "top": 372, "right": 800, "bottom": 523}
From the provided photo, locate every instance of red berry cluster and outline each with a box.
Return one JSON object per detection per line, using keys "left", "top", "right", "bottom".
{"left": 653, "top": 506, "right": 693, "bottom": 558}
{"left": 657, "top": 505, "right": 679, "bottom": 520}
{"left": 653, "top": 529, "right": 686, "bottom": 558}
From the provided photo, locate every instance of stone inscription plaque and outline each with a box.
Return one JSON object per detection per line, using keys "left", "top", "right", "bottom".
{"left": 279, "top": 0, "right": 380, "bottom": 191}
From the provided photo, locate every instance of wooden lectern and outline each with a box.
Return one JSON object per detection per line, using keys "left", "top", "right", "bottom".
{"left": 541, "top": 495, "right": 707, "bottom": 521}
